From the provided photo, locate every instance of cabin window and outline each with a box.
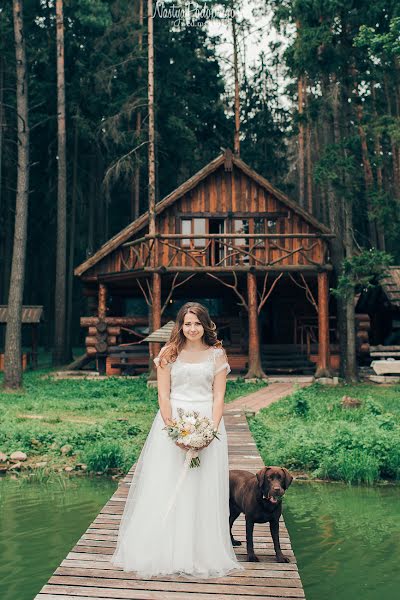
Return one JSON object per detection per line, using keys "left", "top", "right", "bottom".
{"left": 180, "top": 217, "right": 206, "bottom": 248}
{"left": 233, "top": 219, "right": 249, "bottom": 246}
{"left": 232, "top": 219, "right": 249, "bottom": 264}
{"left": 193, "top": 218, "right": 206, "bottom": 247}
{"left": 181, "top": 219, "right": 192, "bottom": 246}
{"left": 267, "top": 218, "right": 278, "bottom": 233}
{"left": 254, "top": 217, "right": 265, "bottom": 247}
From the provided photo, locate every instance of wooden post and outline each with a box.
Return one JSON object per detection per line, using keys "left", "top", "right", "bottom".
{"left": 97, "top": 283, "right": 108, "bottom": 374}
{"left": 98, "top": 284, "right": 107, "bottom": 319}
{"left": 316, "top": 271, "right": 331, "bottom": 377}
{"left": 245, "top": 272, "right": 266, "bottom": 379}
{"left": 31, "top": 324, "right": 38, "bottom": 369}
{"left": 149, "top": 272, "right": 161, "bottom": 380}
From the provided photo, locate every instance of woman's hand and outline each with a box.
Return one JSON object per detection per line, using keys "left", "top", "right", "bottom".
{"left": 199, "top": 438, "right": 213, "bottom": 450}
{"left": 175, "top": 441, "right": 188, "bottom": 451}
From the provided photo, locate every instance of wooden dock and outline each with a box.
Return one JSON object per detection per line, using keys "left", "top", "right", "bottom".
{"left": 35, "top": 409, "right": 305, "bottom": 599}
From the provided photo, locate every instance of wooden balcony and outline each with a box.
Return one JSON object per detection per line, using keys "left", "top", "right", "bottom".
{"left": 117, "top": 233, "right": 333, "bottom": 274}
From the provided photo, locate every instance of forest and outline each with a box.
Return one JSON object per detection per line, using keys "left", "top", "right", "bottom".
{"left": 1, "top": 0, "right": 399, "bottom": 380}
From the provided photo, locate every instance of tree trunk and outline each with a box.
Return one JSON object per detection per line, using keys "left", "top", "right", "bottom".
{"left": 66, "top": 112, "right": 79, "bottom": 361}
{"left": 297, "top": 76, "right": 305, "bottom": 208}
{"left": 53, "top": 0, "right": 68, "bottom": 365}
{"left": 147, "top": 0, "right": 156, "bottom": 242}
{"left": 148, "top": 272, "right": 161, "bottom": 380}
{"left": 133, "top": 0, "right": 143, "bottom": 221}
{"left": 341, "top": 73, "right": 358, "bottom": 382}
{"left": 343, "top": 199, "right": 357, "bottom": 382}
{"left": 371, "top": 84, "right": 385, "bottom": 250}
{"left": 88, "top": 154, "right": 96, "bottom": 254}
{"left": 0, "top": 55, "right": 4, "bottom": 219}
{"left": 232, "top": 4, "right": 240, "bottom": 156}
{"left": 321, "top": 79, "right": 347, "bottom": 379}
{"left": 384, "top": 74, "right": 400, "bottom": 196}
{"left": 314, "top": 125, "right": 328, "bottom": 224}
{"left": 3, "top": 0, "right": 30, "bottom": 390}
{"left": 355, "top": 101, "right": 378, "bottom": 248}
{"left": 304, "top": 81, "right": 313, "bottom": 213}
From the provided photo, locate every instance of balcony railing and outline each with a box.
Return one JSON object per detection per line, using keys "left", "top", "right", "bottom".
{"left": 119, "top": 233, "right": 333, "bottom": 272}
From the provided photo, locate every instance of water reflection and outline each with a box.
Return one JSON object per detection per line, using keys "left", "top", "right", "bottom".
{"left": 284, "top": 482, "right": 400, "bottom": 600}
{"left": 0, "top": 476, "right": 117, "bottom": 600}
{"left": 1, "top": 477, "right": 399, "bottom": 600}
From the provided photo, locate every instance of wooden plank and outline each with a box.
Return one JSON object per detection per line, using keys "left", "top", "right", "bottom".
{"left": 59, "top": 563, "right": 301, "bottom": 579}
{"left": 34, "top": 408, "right": 305, "bottom": 600}
{"left": 39, "top": 586, "right": 304, "bottom": 599}
{"left": 48, "top": 575, "right": 305, "bottom": 596}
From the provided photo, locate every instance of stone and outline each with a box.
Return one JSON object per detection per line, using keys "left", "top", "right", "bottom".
{"left": 64, "top": 466, "right": 74, "bottom": 472}
{"left": 9, "top": 462, "right": 22, "bottom": 470}
{"left": 341, "top": 395, "right": 362, "bottom": 409}
{"left": 60, "top": 444, "right": 73, "bottom": 456}
{"left": 10, "top": 451, "right": 27, "bottom": 462}
{"left": 33, "top": 461, "right": 48, "bottom": 468}
{"left": 0, "top": 452, "right": 8, "bottom": 462}
{"left": 0, "top": 464, "right": 9, "bottom": 473}
{"left": 74, "top": 463, "right": 87, "bottom": 471}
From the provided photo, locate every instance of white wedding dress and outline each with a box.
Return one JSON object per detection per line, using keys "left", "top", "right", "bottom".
{"left": 111, "top": 346, "right": 244, "bottom": 579}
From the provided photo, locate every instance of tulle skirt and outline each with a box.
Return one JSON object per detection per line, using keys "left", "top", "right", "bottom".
{"left": 110, "top": 398, "right": 244, "bottom": 578}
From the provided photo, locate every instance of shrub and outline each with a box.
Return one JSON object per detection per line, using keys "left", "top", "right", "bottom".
{"left": 316, "top": 449, "right": 380, "bottom": 485}
{"left": 82, "top": 440, "right": 126, "bottom": 472}
{"left": 291, "top": 390, "right": 310, "bottom": 418}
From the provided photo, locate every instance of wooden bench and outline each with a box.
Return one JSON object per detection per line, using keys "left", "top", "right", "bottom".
{"left": 370, "top": 346, "right": 400, "bottom": 375}
{"left": 370, "top": 345, "right": 400, "bottom": 358}
{"left": 228, "top": 354, "right": 248, "bottom": 373}
{"left": 106, "top": 347, "right": 149, "bottom": 376}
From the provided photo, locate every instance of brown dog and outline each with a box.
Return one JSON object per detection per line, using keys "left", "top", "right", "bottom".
{"left": 229, "top": 466, "right": 293, "bottom": 563}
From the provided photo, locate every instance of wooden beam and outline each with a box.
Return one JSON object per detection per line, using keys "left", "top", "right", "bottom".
{"left": 98, "top": 284, "right": 107, "bottom": 319}
{"left": 245, "top": 272, "right": 266, "bottom": 379}
{"left": 149, "top": 272, "right": 162, "bottom": 380}
{"left": 316, "top": 271, "right": 331, "bottom": 377}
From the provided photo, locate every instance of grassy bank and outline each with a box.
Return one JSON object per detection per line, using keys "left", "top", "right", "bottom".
{"left": 248, "top": 383, "right": 400, "bottom": 484}
{"left": 0, "top": 370, "right": 265, "bottom": 476}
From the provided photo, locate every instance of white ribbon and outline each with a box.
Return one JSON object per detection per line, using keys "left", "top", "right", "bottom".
{"left": 161, "top": 448, "right": 199, "bottom": 526}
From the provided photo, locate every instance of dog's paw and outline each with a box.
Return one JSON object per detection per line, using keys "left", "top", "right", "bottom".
{"left": 276, "top": 554, "right": 290, "bottom": 563}
{"left": 231, "top": 539, "right": 242, "bottom": 546}
{"left": 247, "top": 554, "right": 259, "bottom": 562}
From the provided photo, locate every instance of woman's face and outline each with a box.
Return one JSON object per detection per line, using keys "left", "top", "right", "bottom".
{"left": 182, "top": 311, "right": 204, "bottom": 343}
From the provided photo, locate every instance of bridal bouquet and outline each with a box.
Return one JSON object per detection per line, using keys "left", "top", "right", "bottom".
{"left": 163, "top": 408, "right": 219, "bottom": 468}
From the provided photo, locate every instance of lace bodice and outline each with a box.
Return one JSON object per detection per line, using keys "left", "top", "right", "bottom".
{"left": 153, "top": 346, "right": 230, "bottom": 404}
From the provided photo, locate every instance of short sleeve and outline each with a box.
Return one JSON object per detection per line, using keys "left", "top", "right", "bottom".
{"left": 213, "top": 347, "right": 231, "bottom": 376}
{"left": 153, "top": 346, "right": 172, "bottom": 369}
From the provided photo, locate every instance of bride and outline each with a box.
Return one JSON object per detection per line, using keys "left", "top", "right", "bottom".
{"left": 111, "top": 301, "right": 244, "bottom": 578}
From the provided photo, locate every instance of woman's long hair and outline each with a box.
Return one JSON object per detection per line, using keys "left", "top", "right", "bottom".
{"left": 159, "top": 302, "right": 222, "bottom": 366}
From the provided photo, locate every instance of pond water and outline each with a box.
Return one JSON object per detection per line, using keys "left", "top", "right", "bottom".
{"left": 0, "top": 476, "right": 399, "bottom": 600}
{"left": 284, "top": 481, "right": 400, "bottom": 600}
{"left": 0, "top": 475, "right": 117, "bottom": 600}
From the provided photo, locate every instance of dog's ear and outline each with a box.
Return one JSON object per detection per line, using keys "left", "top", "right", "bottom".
{"left": 256, "top": 467, "right": 268, "bottom": 489}
{"left": 282, "top": 468, "right": 293, "bottom": 489}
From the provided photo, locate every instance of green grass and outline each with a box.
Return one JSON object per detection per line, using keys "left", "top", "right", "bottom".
{"left": 0, "top": 369, "right": 265, "bottom": 475}
{"left": 248, "top": 383, "right": 400, "bottom": 484}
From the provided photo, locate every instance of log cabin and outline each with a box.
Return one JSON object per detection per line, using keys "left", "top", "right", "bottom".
{"left": 74, "top": 149, "right": 340, "bottom": 378}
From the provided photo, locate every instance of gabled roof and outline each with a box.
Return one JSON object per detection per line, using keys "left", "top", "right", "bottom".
{"left": 381, "top": 267, "right": 400, "bottom": 308}
{"left": 75, "top": 150, "right": 332, "bottom": 277}
{"left": 142, "top": 320, "right": 175, "bottom": 343}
